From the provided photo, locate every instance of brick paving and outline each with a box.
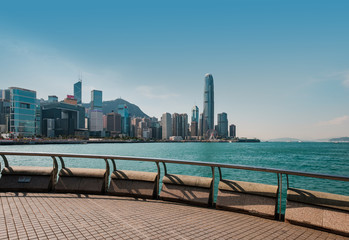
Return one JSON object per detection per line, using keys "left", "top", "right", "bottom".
{"left": 0, "top": 192, "right": 347, "bottom": 240}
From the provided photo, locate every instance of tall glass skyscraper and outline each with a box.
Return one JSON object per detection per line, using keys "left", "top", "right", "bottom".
{"left": 74, "top": 81, "right": 82, "bottom": 105}
{"left": 91, "top": 90, "right": 102, "bottom": 110}
{"left": 191, "top": 105, "right": 199, "bottom": 122}
{"left": 9, "top": 87, "right": 37, "bottom": 137}
{"left": 203, "top": 73, "right": 214, "bottom": 137}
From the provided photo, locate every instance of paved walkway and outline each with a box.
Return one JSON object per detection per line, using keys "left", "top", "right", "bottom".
{"left": 0, "top": 192, "right": 347, "bottom": 240}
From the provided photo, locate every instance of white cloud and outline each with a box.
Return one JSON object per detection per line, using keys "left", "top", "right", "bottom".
{"left": 136, "top": 85, "right": 179, "bottom": 99}
{"left": 316, "top": 116, "right": 349, "bottom": 126}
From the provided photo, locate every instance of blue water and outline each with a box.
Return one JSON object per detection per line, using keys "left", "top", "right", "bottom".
{"left": 0, "top": 142, "right": 348, "bottom": 196}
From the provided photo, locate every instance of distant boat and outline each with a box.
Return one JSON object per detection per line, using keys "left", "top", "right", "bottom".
{"left": 231, "top": 138, "right": 260, "bottom": 143}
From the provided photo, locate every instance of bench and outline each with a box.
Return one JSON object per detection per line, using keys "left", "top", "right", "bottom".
{"left": 286, "top": 188, "right": 349, "bottom": 235}
{"left": 216, "top": 179, "right": 279, "bottom": 219}
{"left": 108, "top": 170, "right": 159, "bottom": 199}
{"left": 55, "top": 167, "right": 108, "bottom": 194}
{"left": 160, "top": 174, "right": 213, "bottom": 207}
{"left": 0, "top": 165, "right": 57, "bottom": 192}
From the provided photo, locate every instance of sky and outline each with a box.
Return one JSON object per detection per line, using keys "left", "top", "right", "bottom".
{"left": 0, "top": 0, "right": 348, "bottom": 140}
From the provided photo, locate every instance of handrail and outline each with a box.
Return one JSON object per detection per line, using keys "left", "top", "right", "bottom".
{"left": 0, "top": 151, "right": 348, "bottom": 182}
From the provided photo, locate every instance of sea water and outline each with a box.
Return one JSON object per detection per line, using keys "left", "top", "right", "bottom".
{"left": 0, "top": 142, "right": 348, "bottom": 196}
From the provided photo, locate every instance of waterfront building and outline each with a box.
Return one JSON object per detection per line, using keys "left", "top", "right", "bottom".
{"left": 48, "top": 95, "right": 58, "bottom": 103}
{"left": 202, "top": 73, "right": 214, "bottom": 138}
{"left": 172, "top": 113, "right": 180, "bottom": 136}
{"left": 180, "top": 113, "right": 189, "bottom": 139}
{"left": 191, "top": 106, "right": 199, "bottom": 122}
{"left": 41, "top": 101, "right": 86, "bottom": 137}
{"left": 8, "top": 87, "right": 38, "bottom": 137}
{"left": 74, "top": 80, "right": 82, "bottom": 105}
{"left": 190, "top": 121, "right": 198, "bottom": 137}
{"left": 161, "top": 112, "right": 172, "bottom": 140}
{"left": 107, "top": 111, "right": 121, "bottom": 137}
{"left": 230, "top": 124, "right": 236, "bottom": 138}
{"left": 191, "top": 106, "right": 199, "bottom": 137}
{"left": 64, "top": 95, "right": 77, "bottom": 105}
{"left": 198, "top": 113, "right": 204, "bottom": 137}
{"left": 117, "top": 104, "right": 130, "bottom": 136}
{"left": 90, "top": 90, "right": 103, "bottom": 136}
{"left": 172, "top": 113, "right": 188, "bottom": 139}
{"left": 0, "top": 89, "right": 10, "bottom": 133}
{"left": 91, "top": 90, "right": 102, "bottom": 110}
{"left": 151, "top": 121, "right": 162, "bottom": 140}
{"left": 217, "top": 112, "right": 228, "bottom": 138}
{"left": 131, "top": 117, "right": 142, "bottom": 138}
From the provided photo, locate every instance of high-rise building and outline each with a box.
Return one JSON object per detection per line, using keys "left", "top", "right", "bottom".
{"left": 90, "top": 90, "right": 103, "bottom": 134}
{"left": 199, "top": 113, "right": 204, "bottom": 137}
{"left": 91, "top": 90, "right": 102, "bottom": 110}
{"left": 203, "top": 73, "right": 214, "bottom": 138}
{"left": 191, "top": 106, "right": 199, "bottom": 137}
{"left": 107, "top": 111, "right": 121, "bottom": 136}
{"left": 117, "top": 104, "right": 130, "bottom": 136}
{"left": 74, "top": 80, "right": 82, "bottom": 105}
{"left": 191, "top": 106, "right": 199, "bottom": 122}
{"left": 41, "top": 101, "right": 86, "bottom": 137}
{"left": 161, "top": 112, "right": 172, "bottom": 140}
{"left": 217, "top": 112, "right": 228, "bottom": 138}
{"left": 229, "top": 124, "right": 236, "bottom": 138}
{"left": 9, "top": 87, "right": 38, "bottom": 137}
{"left": 180, "top": 113, "right": 188, "bottom": 139}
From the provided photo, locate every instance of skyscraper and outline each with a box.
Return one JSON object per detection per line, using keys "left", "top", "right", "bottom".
{"left": 161, "top": 112, "right": 172, "bottom": 140}
{"left": 191, "top": 106, "right": 199, "bottom": 122}
{"left": 90, "top": 90, "right": 103, "bottom": 134}
{"left": 74, "top": 80, "right": 82, "bottom": 105}
{"left": 203, "top": 73, "right": 214, "bottom": 138}
{"left": 229, "top": 124, "right": 236, "bottom": 138}
{"left": 191, "top": 106, "right": 199, "bottom": 137}
{"left": 117, "top": 104, "right": 130, "bottom": 135}
{"left": 217, "top": 112, "right": 228, "bottom": 138}
{"left": 91, "top": 90, "right": 102, "bottom": 110}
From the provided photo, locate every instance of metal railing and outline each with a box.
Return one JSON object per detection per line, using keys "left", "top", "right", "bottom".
{"left": 1, "top": 151, "right": 349, "bottom": 220}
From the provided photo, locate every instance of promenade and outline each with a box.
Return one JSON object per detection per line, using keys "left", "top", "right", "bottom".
{"left": 0, "top": 192, "right": 346, "bottom": 240}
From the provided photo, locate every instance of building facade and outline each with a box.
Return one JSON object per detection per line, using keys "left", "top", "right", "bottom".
{"left": 106, "top": 112, "right": 121, "bottom": 136}
{"left": 90, "top": 90, "right": 103, "bottom": 135}
{"left": 229, "top": 124, "right": 236, "bottom": 138}
{"left": 9, "top": 87, "right": 38, "bottom": 137}
{"left": 161, "top": 112, "right": 172, "bottom": 140}
{"left": 217, "top": 112, "right": 228, "bottom": 138}
{"left": 74, "top": 81, "right": 82, "bottom": 105}
{"left": 202, "top": 73, "right": 214, "bottom": 138}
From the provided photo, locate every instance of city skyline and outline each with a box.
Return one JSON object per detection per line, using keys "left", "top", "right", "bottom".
{"left": 0, "top": 1, "right": 348, "bottom": 140}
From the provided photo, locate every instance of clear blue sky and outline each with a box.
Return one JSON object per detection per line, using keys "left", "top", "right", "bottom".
{"left": 1, "top": 0, "right": 348, "bottom": 140}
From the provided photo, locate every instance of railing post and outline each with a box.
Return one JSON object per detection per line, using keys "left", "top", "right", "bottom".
{"left": 58, "top": 157, "right": 65, "bottom": 168}
{"left": 209, "top": 166, "right": 215, "bottom": 207}
{"left": 1, "top": 155, "right": 9, "bottom": 168}
{"left": 162, "top": 162, "right": 168, "bottom": 175}
{"left": 218, "top": 167, "right": 223, "bottom": 181}
{"left": 51, "top": 156, "right": 59, "bottom": 191}
{"left": 103, "top": 159, "right": 110, "bottom": 194}
{"left": 155, "top": 162, "right": 160, "bottom": 199}
{"left": 110, "top": 159, "right": 117, "bottom": 172}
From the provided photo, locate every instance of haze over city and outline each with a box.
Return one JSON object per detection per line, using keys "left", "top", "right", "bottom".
{"left": 0, "top": 0, "right": 348, "bottom": 140}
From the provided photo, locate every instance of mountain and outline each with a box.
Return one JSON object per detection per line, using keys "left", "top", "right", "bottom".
{"left": 329, "top": 137, "right": 349, "bottom": 142}
{"left": 267, "top": 137, "right": 303, "bottom": 142}
{"left": 83, "top": 98, "right": 149, "bottom": 118}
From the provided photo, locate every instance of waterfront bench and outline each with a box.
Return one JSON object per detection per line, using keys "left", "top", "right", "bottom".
{"left": 160, "top": 174, "right": 213, "bottom": 207}
{"left": 0, "top": 155, "right": 58, "bottom": 192}
{"left": 108, "top": 170, "right": 159, "bottom": 199}
{"left": 286, "top": 188, "right": 349, "bottom": 235}
{"left": 216, "top": 179, "right": 279, "bottom": 219}
{"left": 55, "top": 167, "right": 109, "bottom": 194}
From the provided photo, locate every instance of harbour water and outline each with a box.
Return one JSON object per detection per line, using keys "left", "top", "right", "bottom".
{"left": 0, "top": 142, "right": 348, "bottom": 196}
